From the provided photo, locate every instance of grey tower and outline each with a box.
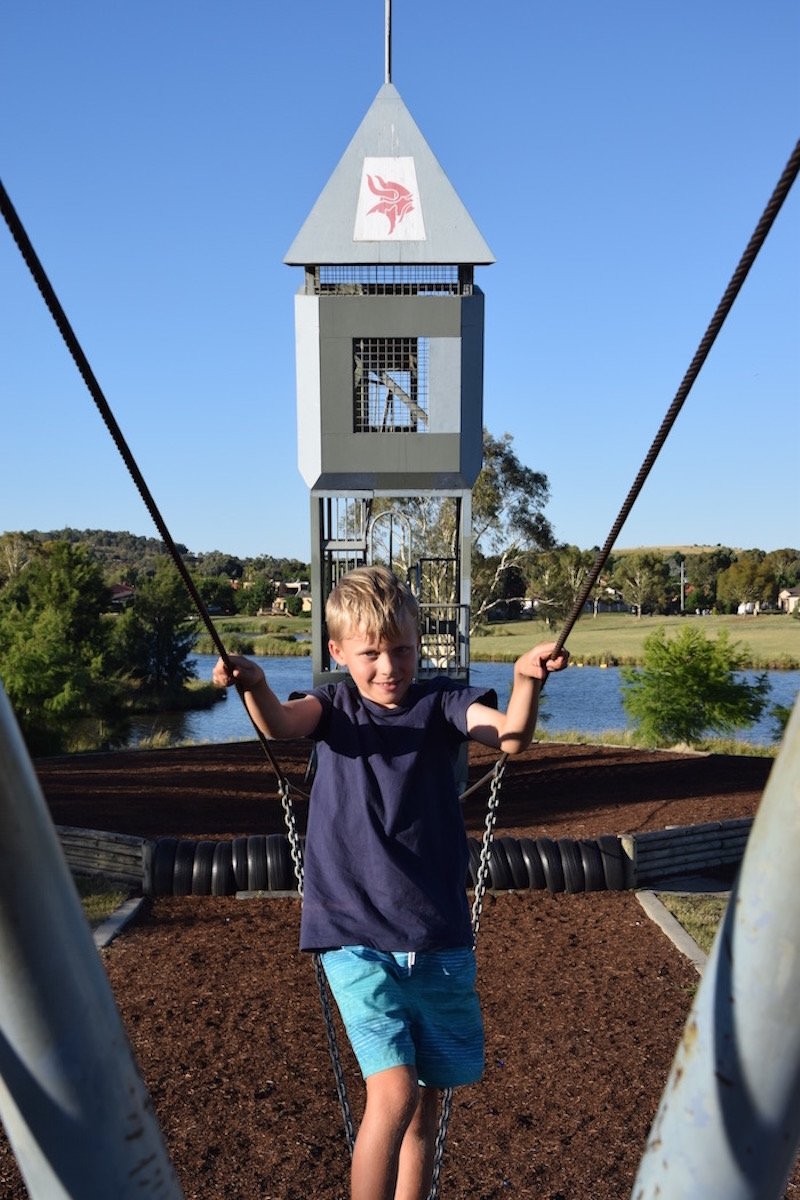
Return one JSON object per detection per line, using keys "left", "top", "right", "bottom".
{"left": 285, "top": 81, "right": 493, "bottom": 687}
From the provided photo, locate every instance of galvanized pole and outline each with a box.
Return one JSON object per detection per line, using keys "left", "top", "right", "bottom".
{"left": 385, "top": 0, "right": 392, "bottom": 83}
{"left": 0, "top": 684, "right": 184, "bottom": 1199}
{"left": 631, "top": 697, "right": 800, "bottom": 1199}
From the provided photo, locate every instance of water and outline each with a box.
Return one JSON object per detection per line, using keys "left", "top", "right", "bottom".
{"left": 124, "top": 655, "right": 799, "bottom": 748}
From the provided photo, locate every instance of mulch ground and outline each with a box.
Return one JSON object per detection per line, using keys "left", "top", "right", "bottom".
{"left": 2, "top": 739, "right": 798, "bottom": 1199}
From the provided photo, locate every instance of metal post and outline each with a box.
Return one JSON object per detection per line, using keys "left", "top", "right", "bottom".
{"left": 385, "top": 0, "right": 392, "bottom": 83}
{"left": 0, "top": 684, "right": 184, "bottom": 1199}
{"left": 631, "top": 697, "right": 800, "bottom": 1199}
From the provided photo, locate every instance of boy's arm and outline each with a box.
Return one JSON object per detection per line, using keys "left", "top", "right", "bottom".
{"left": 212, "top": 655, "right": 322, "bottom": 740}
{"left": 466, "top": 642, "right": 569, "bottom": 755}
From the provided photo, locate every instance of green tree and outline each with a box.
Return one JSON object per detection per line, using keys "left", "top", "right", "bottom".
{"left": 762, "top": 547, "right": 800, "bottom": 592}
{"left": 715, "top": 550, "right": 773, "bottom": 613}
{"left": 0, "top": 542, "right": 125, "bottom": 754}
{"left": 469, "top": 430, "right": 554, "bottom": 627}
{"left": 236, "top": 575, "right": 277, "bottom": 615}
{"left": 113, "top": 560, "right": 198, "bottom": 697}
{"left": 472, "top": 430, "right": 554, "bottom": 553}
{"left": 613, "top": 551, "right": 670, "bottom": 617}
{"left": 621, "top": 625, "right": 769, "bottom": 747}
{"left": 682, "top": 547, "right": 736, "bottom": 612}
{"left": 525, "top": 545, "right": 596, "bottom": 628}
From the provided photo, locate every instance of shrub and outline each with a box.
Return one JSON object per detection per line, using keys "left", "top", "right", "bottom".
{"left": 621, "top": 626, "right": 770, "bottom": 747}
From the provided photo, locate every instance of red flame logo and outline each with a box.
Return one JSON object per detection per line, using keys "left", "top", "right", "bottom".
{"left": 366, "top": 174, "right": 415, "bottom": 234}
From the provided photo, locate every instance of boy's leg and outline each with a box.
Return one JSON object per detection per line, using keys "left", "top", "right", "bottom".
{"left": 351, "top": 1064, "right": 420, "bottom": 1200}
{"left": 395, "top": 1085, "right": 439, "bottom": 1200}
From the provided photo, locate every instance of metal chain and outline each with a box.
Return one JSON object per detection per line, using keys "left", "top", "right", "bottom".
{"left": 470, "top": 755, "right": 508, "bottom": 940}
{"left": 428, "top": 1085, "right": 454, "bottom": 1200}
{"left": 278, "top": 777, "right": 305, "bottom": 896}
{"left": 278, "top": 775, "right": 358, "bottom": 1155}
{"left": 428, "top": 754, "right": 509, "bottom": 1199}
{"left": 312, "top": 953, "right": 357, "bottom": 1156}
{"left": 5, "top": 138, "right": 798, "bottom": 1197}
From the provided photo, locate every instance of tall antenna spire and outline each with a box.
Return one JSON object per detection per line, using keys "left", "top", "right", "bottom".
{"left": 385, "top": 0, "right": 392, "bottom": 83}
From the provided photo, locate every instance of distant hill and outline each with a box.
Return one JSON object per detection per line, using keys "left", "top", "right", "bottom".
{"left": 613, "top": 544, "right": 741, "bottom": 557}
{"left": 4, "top": 529, "right": 309, "bottom": 583}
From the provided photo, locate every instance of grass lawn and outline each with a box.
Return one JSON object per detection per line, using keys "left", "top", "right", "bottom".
{"left": 471, "top": 612, "right": 799, "bottom": 668}
{"left": 201, "top": 612, "right": 799, "bottom": 669}
{"left": 74, "top": 875, "right": 129, "bottom": 929}
{"left": 658, "top": 893, "right": 729, "bottom": 956}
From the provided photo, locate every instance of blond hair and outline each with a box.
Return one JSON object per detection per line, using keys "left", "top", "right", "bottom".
{"left": 326, "top": 566, "right": 419, "bottom": 644}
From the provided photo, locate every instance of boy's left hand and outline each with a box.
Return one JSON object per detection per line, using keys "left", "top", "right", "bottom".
{"left": 517, "top": 643, "right": 570, "bottom": 681}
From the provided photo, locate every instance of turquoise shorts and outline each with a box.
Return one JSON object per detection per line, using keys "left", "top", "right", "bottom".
{"left": 320, "top": 945, "right": 484, "bottom": 1088}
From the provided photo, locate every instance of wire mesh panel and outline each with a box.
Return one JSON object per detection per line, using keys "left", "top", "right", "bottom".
{"left": 316, "top": 264, "right": 471, "bottom": 296}
{"left": 353, "top": 337, "right": 429, "bottom": 433}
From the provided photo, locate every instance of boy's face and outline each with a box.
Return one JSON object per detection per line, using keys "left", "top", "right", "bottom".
{"left": 328, "top": 615, "right": 419, "bottom": 709}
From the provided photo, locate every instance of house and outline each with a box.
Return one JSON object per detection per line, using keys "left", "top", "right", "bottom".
{"left": 109, "top": 582, "right": 135, "bottom": 609}
{"left": 272, "top": 580, "right": 312, "bottom": 615}
{"left": 777, "top": 587, "right": 800, "bottom": 615}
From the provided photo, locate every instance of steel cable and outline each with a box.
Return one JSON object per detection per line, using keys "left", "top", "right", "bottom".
{"left": 0, "top": 176, "right": 292, "bottom": 789}
{"left": 3, "top": 135, "right": 797, "bottom": 1193}
{"left": 460, "top": 135, "right": 800, "bottom": 805}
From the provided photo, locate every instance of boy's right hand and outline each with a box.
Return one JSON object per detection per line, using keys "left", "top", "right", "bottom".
{"left": 212, "top": 655, "right": 265, "bottom": 692}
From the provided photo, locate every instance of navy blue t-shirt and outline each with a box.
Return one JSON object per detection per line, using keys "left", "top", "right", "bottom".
{"left": 298, "top": 677, "right": 497, "bottom": 953}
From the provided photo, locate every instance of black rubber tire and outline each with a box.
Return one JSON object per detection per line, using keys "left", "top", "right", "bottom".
{"left": 152, "top": 838, "right": 178, "bottom": 896}
{"left": 536, "top": 837, "right": 565, "bottom": 894}
{"left": 466, "top": 838, "right": 482, "bottom": 889}
{"left": 487, "top": 840, "right": 513, "bottom": 891}
{"left": 192, "top": 840, "right": 216, "bottom": 895}
{"left": 559, "top": 838, "right": 586, "bottom": 894}
{"left": 579, "top": 839, "right": 606, "bottom": 891}
{"left": 500, "top": 837, "right": 529, "bottom": 890}
{"left": 518, "top": 836, "right": 546, "bottom": 890}
{"left": 247, "top": 835, "right": 268, "bottom": 891}
{"left": 211, "top": 841, "right": 236, "bottom": 896}
{"left": 266, "top": 834, "right": 294, "bottom": 891}
{"left": 172, "top": 840, "right": 197, "bottom": 896}
{"left": 597, "top": 834, "right": 627, "bottom": 890}
{"left": 231, "top": 836, "right": 249, "bottom": 890}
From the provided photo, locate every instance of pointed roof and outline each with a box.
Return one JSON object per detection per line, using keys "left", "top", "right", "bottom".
{"left": 284, "top": 83, "right": 494, "bottom": 266}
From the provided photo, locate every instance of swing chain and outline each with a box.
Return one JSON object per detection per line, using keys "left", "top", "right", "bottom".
{"left": 278, "top": 776, "right": 305, "bottom": 896}
{"left": 428, "top": 1085, "right": 454, "bottom": 1200}
{"left": 428, "top": 755, "right": 509, "bottom": 1200}
{"left": 470, "top": 754, "right": 508, "bottom": 940}
{"left": 312, "top": 953, "right": 357, "bottom": 1156}
{"left": 279, "top": 775, "right": 358, "bottom": 1156}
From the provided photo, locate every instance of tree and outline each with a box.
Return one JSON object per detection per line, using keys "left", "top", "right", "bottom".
{"left": 621, "top": 625, "right": 769, "bottom": 747}
{"left": 613, "top": 551, "right": 670, "bottom": 617}
{"left": 0, "top": 541, "right": 125, "bottom": 754}
{"left": 525, "top": 545, "right": 596, "bottom": 628}
{"left": 236, "top": 575, "right": 277, "bottom": 615}
{"left": 682, "top": 547, "right": 736, "bottom": 612}
{"left": 113, "top": 559, "right": 198, "bottom": 697}
{"left": 715, "top": 550, "right": 773, "bottom": 613}
{"left": 469, "top": 430, "right": 555, "bottom": 627}
{"left": 472, "top": 431, "right": 554, "bottom": 553}
{"left": 0, "top": 531, "right": 37, "bottom": 588}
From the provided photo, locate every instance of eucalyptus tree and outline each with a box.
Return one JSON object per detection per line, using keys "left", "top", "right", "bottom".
{"left": 612, "top": 550, "right": 671, "bottom": 617}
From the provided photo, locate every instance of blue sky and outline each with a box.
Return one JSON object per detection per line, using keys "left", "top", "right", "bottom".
{"left": 1, "top": 1, "right": 798, "bottom": 562}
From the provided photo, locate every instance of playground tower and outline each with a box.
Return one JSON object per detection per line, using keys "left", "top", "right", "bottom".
{"left": 285, "top": 81, "right": 494, "bottom": 686}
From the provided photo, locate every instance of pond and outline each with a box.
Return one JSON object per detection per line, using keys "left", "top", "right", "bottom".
{"left": 123, "top": 655, "right": 799, "bottom": 749}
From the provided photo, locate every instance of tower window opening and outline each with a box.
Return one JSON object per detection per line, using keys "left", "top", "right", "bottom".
{"left": 354, "top": 337, "right": 429, "bottom": 433}
{"left": 314, "top": 264, "right": 472, "bottom": 296}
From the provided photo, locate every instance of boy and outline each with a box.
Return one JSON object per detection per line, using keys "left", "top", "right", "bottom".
{"left": 213, "top": 566, "right": 568, "bottom": 1200}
